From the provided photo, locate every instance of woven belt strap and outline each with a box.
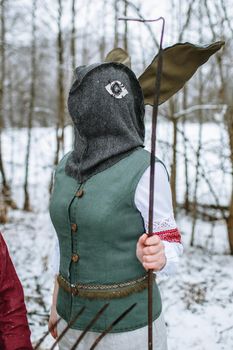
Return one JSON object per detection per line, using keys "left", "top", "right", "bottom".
{"left": 57, "top": 273, "right": 151, "bottom": 299}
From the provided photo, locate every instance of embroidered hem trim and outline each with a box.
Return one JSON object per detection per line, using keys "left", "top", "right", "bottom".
{"left": 57, "top": 273, "right": 151, "bottom": 299}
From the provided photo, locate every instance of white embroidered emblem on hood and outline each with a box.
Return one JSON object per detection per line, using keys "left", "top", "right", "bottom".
{"left": 105, "top": 80, "right": 128, "bottom": 99}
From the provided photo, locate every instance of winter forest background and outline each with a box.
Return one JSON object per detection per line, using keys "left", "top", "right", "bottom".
{"left": 0, "top": 0, "right": 233, "bottom": 349}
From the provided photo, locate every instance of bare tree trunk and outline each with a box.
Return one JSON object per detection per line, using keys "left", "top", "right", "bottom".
{"left": 0, "top": 190, "right": 7, "bottom": 223}
{"left": 182, "top": 85, "right": 190, "bottom": 213}
{"left": 123, "top": 0, "right": 128, "bottom": 52}
{"left": 204, "top": 0, "right": 233, "bottom": 253}
{"left": 53, "top": 0, "right": 65, "bottom": 167}
{"left": 23, "top": 0, "right": 37, "bottom": 211}
{"left": 226, "top": 182, "right": 233, "bottom": 254}
{"left": 190, "top": 99, "right": 203, "bottom": 246}
{"left": 114, "top": 0, "right": 119, "bottom": 48}
{"left": 7, "top": 64, "right": 15, "bottom": 183}
{"left": 168, "top": 0, "right": 194, "bottom": 217}
{"left": 82, "top": 0, "right": 92, "bottom": 65}
{"left": 138, "top": 17, "right": 146, "bottom": 69}
{"left": 0, "top": 0, "right": 16, "bottom": 221}
{"left": 0, "top": 0, "right": 6, "bottom": 194}
{"left": 99, "top": 0, "right": 107, "bottom": 61}
{"left": 190, "top": 0, "right": 203, "bottom": 246}
{"left": 169, "top": 98, "right": 177, "bottom": 216}
{"left": 71, "top": 0, "right": 76, "bottom": 71}
{"left": 226, "top": 107, "right": 233, "bottom": 254}
{"left": 0, "top": 138, "right": 8, "bottom": 222}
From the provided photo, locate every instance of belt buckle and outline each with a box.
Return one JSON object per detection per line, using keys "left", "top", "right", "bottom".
{"left": 71, "top": 284, "right": 79, "bottom": 296}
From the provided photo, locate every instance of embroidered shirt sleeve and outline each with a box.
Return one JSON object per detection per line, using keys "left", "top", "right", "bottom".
{"left": 134, "top": 161, "right": 183, "bottom": 277}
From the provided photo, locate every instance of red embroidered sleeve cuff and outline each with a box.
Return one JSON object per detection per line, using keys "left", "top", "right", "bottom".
{"left": 148, "top": 228, "right": 182, "bottom": 243}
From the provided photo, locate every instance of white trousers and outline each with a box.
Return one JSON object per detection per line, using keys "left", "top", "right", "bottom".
{"left": 57, "top": 311, "right": 168, "bottom": 350}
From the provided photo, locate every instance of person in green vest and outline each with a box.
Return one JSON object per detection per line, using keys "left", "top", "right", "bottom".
{"left": 48, "top": 42, "right": 224, "bottom": 349}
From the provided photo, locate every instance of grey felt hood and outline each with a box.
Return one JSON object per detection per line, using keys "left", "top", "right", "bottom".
{"left": 65, "top": 62, "right": 145, "bottom": 183}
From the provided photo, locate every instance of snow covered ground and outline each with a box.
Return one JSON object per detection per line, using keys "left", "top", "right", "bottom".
{"left": 1, "top": 125, "right": 233, "bottom": 349}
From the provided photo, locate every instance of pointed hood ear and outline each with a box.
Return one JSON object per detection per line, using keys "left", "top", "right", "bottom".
{"left": 138, "top": 41, "right": 225, "bottom": 106}
{"left": 104, "top": 48, "right": 131, "bottom": 68}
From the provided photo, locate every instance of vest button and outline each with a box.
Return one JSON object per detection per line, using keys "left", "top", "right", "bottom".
{"left": 71, "top": 223, "right": 78, "bottom": 232}
{"left": 76, "top": 189, "right": 84, "bottom": 198}
{"left": 71, "top": 254, "right": 79, "bottom": 263}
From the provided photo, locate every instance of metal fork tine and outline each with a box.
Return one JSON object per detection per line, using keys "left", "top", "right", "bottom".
{"left": 49, "top": 306, "right": 86, "bottom": 350}
{"left": 70, "top": 303, "right": 109, "bottom": 350}
{"left": 33, "top": 316, "right": 62, "bottom": 350}
{"left": 89, "top": 302, "right": 137, "bottom": 350}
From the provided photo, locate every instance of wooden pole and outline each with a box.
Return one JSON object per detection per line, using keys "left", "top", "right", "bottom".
{"left": 119, "top": 16, "right": 165, "bottom": 350}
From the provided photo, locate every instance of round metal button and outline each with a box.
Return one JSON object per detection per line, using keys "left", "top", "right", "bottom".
{"left": 71, "top": 254, "right": 79, "bottom": 263}
{"left": 76, "top": 189, "right": 84, "bottom": 198}
{"left": 71, "top": 223, "right": 78, "bottom": 232}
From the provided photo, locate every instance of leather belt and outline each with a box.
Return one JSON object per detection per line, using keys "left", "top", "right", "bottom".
{"left": 57, "top": 273, "right": 151, "bottom": 299}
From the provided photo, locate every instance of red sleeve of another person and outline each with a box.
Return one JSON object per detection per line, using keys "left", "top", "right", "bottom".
{"left": 0, "top": 233, "right": 33, "bottom": 350}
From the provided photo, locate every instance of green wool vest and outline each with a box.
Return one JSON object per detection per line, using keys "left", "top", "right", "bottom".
{"left": 49, "top": 147, "right": 164, "bottom": 332}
